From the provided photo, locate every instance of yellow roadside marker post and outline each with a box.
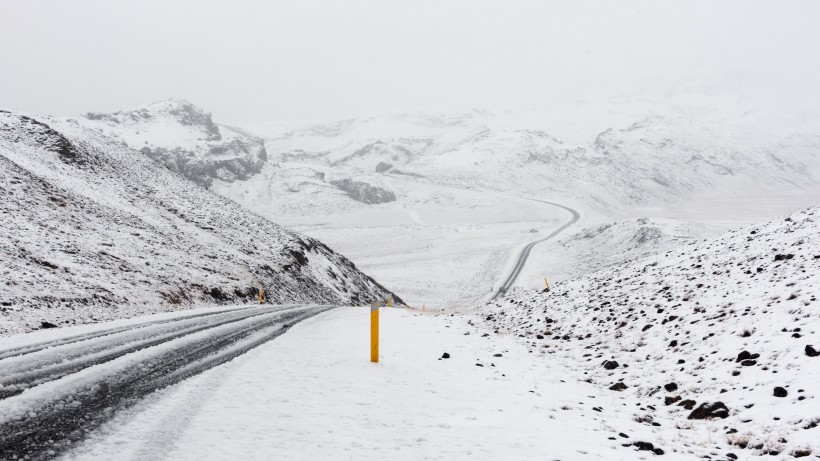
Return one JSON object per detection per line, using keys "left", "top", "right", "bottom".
{"left": 258, "top": 289, "right": 264, "bottom": 304}
{"left": 370, "top": 303, "right": 379, "bottom": 363}
{"left": 544, "top": 277, "right": 551, "bottom": 292}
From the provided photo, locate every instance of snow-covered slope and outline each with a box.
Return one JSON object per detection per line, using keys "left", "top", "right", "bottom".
{"left": 0, "top": 110, "right": 400, "bottom": 336}
{"left": 484, "top": 208, "right": 820, "bottom": 458}
{"left": 81, "top": 99, "right": 267, "bottom": 187}
{"left": 541, "top": 217, "right": 709, "bottom": 282}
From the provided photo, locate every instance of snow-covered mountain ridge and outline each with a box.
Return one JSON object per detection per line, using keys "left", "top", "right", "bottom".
{"left": 0, "top": 109, "right": 400, "bottom": 336}
{"left": 80, "top": 99, "right": 267, "bottom": 187}
{"left": 484, "top": 208, "right": 819, "bottom": 458}
{"left": 244, "top": 109, "right": 820, "bottom": 212}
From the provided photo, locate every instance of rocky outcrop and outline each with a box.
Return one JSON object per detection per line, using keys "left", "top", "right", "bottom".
{"left": 81, "top": 99, "right": 268, "bottom": 187}
{"left": 329, "top": 179, "right": 397, "bottom": 204}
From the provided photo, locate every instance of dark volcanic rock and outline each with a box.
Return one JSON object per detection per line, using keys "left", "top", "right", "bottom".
{"left": 374, "top": 162, "right": 393, "bottom": 173}
{"left": 773, "top": 386, "right": 788, "bottom": 397}
{"left": 603, "top": 360, "right": 620, "bottom": 370}
{"left": 632, "top": 441, "right": 664, "bottom": 455}
{"left": 665, "top": 396, "right": 682, "bottom": 405}
{"left": 678, "top": 399, "right": 697, "bottom": 410}
{"left": 441, "top": 352, "right": 450, "bottom": 359}
{"left": 609, "top": 382, "right": 628, "bottom": 391}
{"left": 806, "top": 345, "right": 819, "bottom": 357}
{"left": 664, "top": 382, "right": 678, "bottom": 392}
{"left": 330, "top": 179, "right": 397, "bottom": 204}
{"left": 736, "top": 351, "right": 760, "bottom": 362}
{"left": 688, "top": 402, "right": 729, "bottom": 420}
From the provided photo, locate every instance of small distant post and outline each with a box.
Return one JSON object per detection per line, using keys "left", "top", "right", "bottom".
{"left": 544, "top": 277, "right": 551, "bottom": 292}
{"left": 258, "top": 289, "right": 264, "bottom": 304}
{"left": 370, "top": 303, "right": 379, "bottom": 363}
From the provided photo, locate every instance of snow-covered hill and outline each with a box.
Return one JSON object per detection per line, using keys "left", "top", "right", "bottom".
{"left": 0, "top": 110, "right": 400, "bottom": 336}
{"left": 484, "top": 207, "right": 820, "bottom": 458}
{"left": 81, "top": 99, "right": 267, "bottom": 187}
{"left": 540, "top": 217, "right": 709, "bottom": 282}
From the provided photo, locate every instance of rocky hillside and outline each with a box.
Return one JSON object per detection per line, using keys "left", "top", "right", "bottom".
{"left": 0, "top": 110, "right": 401, "bottom": 336}
{"left": 81, "top": 99, "right": 267, "bottom": 187}
{"left": 484, "top": 208, "right": 819, "bottom": 458}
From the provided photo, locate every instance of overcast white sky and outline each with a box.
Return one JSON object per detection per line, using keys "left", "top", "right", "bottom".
{"left": 1, "top": 0, "right": 819, "bottom": 122}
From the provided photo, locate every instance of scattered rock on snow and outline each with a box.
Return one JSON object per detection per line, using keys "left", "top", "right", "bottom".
{"left": 603, "top": 360, "right": 619, "bottom": 370}
{"left": 736, "top": 350, "right": 759, "bottom": 362}
{"left": 678, "top": 399, "right": 697, "bottom": 410}
{"left": 631, "top": 441, "right": 664, "bottom": 455}
{"left": 609, "top": 382, "right": 628, "bottom": 391}
{"left": 688, "top": 402, "right": 729, "bottom": 420}
{"left": 665, "top": 396, "right": 682, "bottom": 405}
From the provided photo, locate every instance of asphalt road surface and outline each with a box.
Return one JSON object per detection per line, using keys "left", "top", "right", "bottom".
{"left": 0, "top": 304, "right": 333, "bottom": 461}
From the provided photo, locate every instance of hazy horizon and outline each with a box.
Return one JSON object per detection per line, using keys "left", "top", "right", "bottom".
{"left": 2, "top": 0, "right": 820, "bottom": 123}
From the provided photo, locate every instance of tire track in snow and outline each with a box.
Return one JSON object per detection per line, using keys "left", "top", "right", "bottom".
{"left": 0, "top": 304, "right": 333, "bottom": 461}
{"left": 0, "top": 305, "right": 269, "bottom": 361}
{"left": 384, "top": 174, "right": 579, "bottom": 300}
{"left": 0, "top": 305, "right": 299, "bottom": 399}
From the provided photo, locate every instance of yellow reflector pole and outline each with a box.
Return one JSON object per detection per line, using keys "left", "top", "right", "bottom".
{"left": 370, "top": 303, "right": 379, "bottom": 363}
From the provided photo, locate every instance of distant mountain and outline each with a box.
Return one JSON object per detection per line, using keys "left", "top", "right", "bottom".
{"left": 0, "top": 109, "right": 401, "bottom": 336}
{"left": 239, "top": 109, "right": 820, "bottom": 212}
{"left": 81, "top": 99, "right": 267, "bottom": 187}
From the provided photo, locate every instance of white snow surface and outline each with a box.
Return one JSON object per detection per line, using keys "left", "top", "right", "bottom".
{"left": 484, "top": 207, "right": 820, "bottom": 458}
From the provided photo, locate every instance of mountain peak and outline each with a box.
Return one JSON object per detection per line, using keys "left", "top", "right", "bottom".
{"left": 84, "top": 98, "right": 220, "bottom": 140}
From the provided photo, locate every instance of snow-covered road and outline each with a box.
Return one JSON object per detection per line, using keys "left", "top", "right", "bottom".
{"left": 384, "top": 174, "right": 580, "bottom": 300}
{"left": 57, "top": 307, "right": 647, "bottom": 461}
{"left": 0, "top": 304, "right": 333, "bottom": 460}
{"left": 489, "top": 196, "right": 579, "bottom": 299}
